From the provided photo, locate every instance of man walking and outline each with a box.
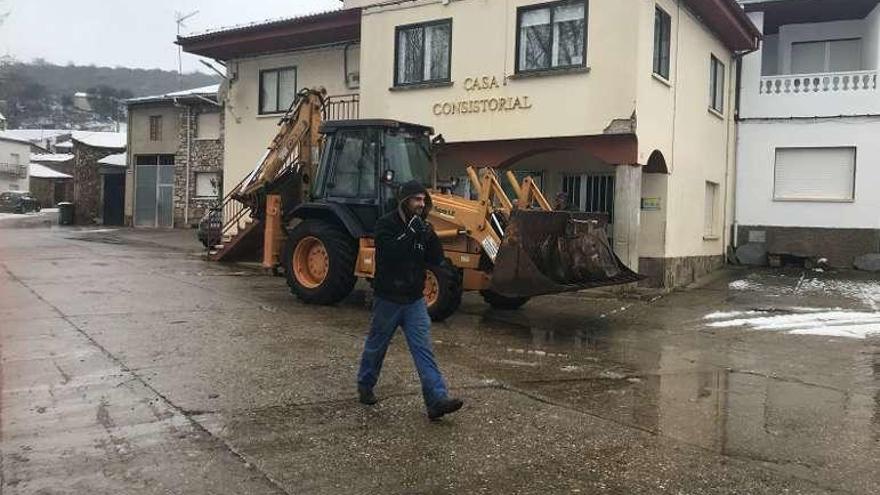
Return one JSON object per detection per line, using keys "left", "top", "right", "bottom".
{"left": 357, "top": 180, "right": 464, "bottom": 421}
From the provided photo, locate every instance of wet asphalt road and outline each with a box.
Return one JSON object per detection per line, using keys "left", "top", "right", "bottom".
{"left": 1, "top": 214, "right": 879, "bottom": 494}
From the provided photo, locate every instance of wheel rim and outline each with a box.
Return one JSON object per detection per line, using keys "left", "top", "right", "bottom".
{"left": 423, "top": 270, "right": 440, "bottom": 307}
{"left": 293, "top": 236, "right": 329, "bottom": 289}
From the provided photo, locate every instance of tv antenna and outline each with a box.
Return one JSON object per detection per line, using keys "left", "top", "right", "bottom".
{"left": 175, "top": 10, "right": 199, "bottom": 88}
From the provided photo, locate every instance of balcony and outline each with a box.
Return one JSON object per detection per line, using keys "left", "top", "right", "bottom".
{"left": 739, "top": 0, "right": 880, "bottom": 119}
{"left": 760, "top": 70, "right": 878, "bottom": 94}
{"left": 0, "top": 163, "right": 27, "bottom": 178}
{"left": 322, "top": 93, "right": 360, "bottom": 121}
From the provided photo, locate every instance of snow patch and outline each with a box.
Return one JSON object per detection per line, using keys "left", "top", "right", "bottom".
{"left": 705, "top": 309, "right": 880, "bottom": 339}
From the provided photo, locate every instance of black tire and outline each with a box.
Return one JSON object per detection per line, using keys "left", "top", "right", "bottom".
{"left": 283, "top": 220, "right": 357, "bottom": 305}
{"left": 480, "top": 290, "right": 530, "bottom": 310}
{"left": 426, "top": 261, "right": 463, "bottom": 322}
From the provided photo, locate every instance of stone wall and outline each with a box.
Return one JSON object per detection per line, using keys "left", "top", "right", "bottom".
{"left": 736, "top": 225, "right": 880, "bottom": 268}
{"left": 30, "top": 160, "right": 74, "bottom": 207}
{"left": 28, "top": 178, "right": 55, "bottom": 207}
{"left": 639, "top": 255, "right": 726, "bottom": 289}
{"left": 174, "top": 102, "right": 224, "bottom": 228}
{"left": 73, "top": 144, "right": 121, "bottom": 224}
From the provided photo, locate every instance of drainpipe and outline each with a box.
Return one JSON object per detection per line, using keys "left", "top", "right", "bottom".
{"left": 727, "top": 40, "right": 762, "bottom": 253}
{"left": 185, "top": 104, "right": 192, "bottom": 226}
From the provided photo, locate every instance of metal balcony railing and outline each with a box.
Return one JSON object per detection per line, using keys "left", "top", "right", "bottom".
{"left": 0, "top": 163, "right": 27, "bottom": 178}
{"left": 323, "top": 93, "right": 360, "bottom": 121}
{"left": 760, "top": 70, "right": 878, "bottom": 95}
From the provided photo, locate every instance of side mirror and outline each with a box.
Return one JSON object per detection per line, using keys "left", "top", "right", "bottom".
{"left": 382, "top": 169, "right": 395, "bottom": 184}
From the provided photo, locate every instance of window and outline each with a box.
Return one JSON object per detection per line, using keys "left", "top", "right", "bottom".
{"left": 517, "top": 0, "right": 587, "bottom": 73}
{"left": 704, "top": 181, "right": 719, "bottom": 237}
{"left": 709, "top": 55, "right": 725, "bottom": 114}
{"left": 394, "top": 19, "right": 452, "bottom": 86}
{"left": 195, "top": 172, "right": 221, "bottom": 198}
{"left": 774, "top": 147, "right": 855, "bottom": 201}
{"left": 653, "top": 6, "right": 671, "bottom": 80}
{"left": 259, "top": 67, "right": 297, "bottom": 114}
{"left": 383, "top": 129, "right": 433, "bottom": 186}
{"left": 327, "top": 129, "right": 377, "bottom": 198}
{"left": 10, "top": 153, "right": 20, "bottom": 165}
{"left": 791, "top": 39, "right": 862, "bottom": 74}
{"left": 196, "top": 112, "right": 221, "bottom": 140}
{"left": 561, "top": 174, "right": 614, "bottom": 216}
{"left": 149, "top": 116, "right": 162, "bottom": 141}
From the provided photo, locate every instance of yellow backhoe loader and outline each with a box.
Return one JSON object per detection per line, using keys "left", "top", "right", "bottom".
{"left": 207, "top": 88, "right": 640, "bottom": 320}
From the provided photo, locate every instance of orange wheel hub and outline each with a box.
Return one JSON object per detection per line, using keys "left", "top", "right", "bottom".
{"left": 423, "top": 270, "right": 440, "bottom": 307}
{"left": 293, "top": 236, "right": 329, "bottom": 289}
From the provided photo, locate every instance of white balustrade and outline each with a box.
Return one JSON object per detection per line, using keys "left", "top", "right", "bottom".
{"left": 759, "top": 70, "right": 878, "bottom": 95}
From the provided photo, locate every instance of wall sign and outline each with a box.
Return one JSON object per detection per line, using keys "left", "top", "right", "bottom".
{"left": 432, "top": 75, "right": 532, "bottom": 117}
{"left": 641, "top": 197, "right": 662, "bottom": 211}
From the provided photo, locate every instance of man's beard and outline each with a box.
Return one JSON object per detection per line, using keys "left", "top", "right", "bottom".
{"left": 405, "top": 205, "right": 424, "bottom": 218}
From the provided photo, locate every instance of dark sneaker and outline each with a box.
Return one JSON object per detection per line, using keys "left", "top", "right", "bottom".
{"left": 358, "top": 387, "right": 378, "bottom": 405}
{"left": 427, "top": 397, "right": 464, "bottom": 421}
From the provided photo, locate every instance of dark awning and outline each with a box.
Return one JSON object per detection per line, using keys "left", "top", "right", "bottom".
{"left": 684, "top": 0, "right": 762, "bottom": 52}
{"left": 741, "top": 0, "right": 879, "bottom": 35}
{"left": 177, "top": 9, "right": 361, "bottom": 61}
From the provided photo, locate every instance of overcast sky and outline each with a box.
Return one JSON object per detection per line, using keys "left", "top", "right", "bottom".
{"left": 0, "top": 0, "right": 341, "bottom": 72}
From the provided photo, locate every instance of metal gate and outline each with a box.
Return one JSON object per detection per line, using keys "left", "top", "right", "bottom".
{"left": 562, "top": 173, "right": 615, "bottom": 237}
{"left": 135, "top": 154, "right": 175, "bottom": 228}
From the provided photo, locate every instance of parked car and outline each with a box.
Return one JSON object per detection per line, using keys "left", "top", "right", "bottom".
{"left": 0, "top": 191, "right": 42, "bottom": 214}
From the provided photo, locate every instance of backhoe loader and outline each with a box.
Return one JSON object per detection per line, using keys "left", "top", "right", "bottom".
{"left": 215, "top": 88, "right": 640, "bottom": 321}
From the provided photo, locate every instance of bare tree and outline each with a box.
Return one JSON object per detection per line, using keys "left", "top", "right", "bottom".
{"left": 0, "top": 0, "right": 10, "bottom": 27}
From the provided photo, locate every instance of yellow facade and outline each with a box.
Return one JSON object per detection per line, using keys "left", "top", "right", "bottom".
{"left": 347, "top": 0, "right": 745, "bottom": 284}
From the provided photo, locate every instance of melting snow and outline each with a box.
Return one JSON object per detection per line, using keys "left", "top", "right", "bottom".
{"left": 704, "top": 308, "right": 880, "bottom": 339}
{"left": 729, "top": 275, "right": 880, "bottom": 310}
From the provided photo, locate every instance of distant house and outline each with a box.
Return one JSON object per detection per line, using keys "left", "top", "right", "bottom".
{"left": 73, "top": 92, "right": 93, "bottom": 112}
{"left": 29, "top": 162, "right": 73, "bottom": 208}
{"left": 126, "top": 84, "right": 223, "bottom": 228}
{"left": 0, "top": 129, "right": 72, "bottom": 152}
{"left": 0, "top": 134, "right": 31, "bottom": 192}
{"left": 30, "top": 153, "right": 75, "bottom": 207}
{"left": 0, "top": 112, "right": 6, "bottom": 131}
{"left": 71, "top": 131, "right": 126, "bottom": 225}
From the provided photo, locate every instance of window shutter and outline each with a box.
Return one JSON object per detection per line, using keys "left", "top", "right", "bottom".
{"left": 774, "top": 147, "right": 855, "bottom": 201}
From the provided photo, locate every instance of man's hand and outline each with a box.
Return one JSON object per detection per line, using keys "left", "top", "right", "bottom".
{"left": 407, "top": 215, "right": 428, "bottom": 237}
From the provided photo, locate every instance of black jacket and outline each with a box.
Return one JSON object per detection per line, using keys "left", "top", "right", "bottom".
{"left": 373, "top": 182, "right": 444, "bottom": 304}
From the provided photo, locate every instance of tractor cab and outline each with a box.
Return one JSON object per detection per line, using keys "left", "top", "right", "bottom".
{"left": 309, "top": 119, "right": 435, "bottom": 233}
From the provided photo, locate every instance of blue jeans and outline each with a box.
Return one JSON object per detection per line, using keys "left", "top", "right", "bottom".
{"left": 357, "top": 297, "right": 448, "bottom": 407}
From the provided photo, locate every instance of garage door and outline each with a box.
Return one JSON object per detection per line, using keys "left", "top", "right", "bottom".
{"left": 774, "top": 147, "right": 855, "bottom": 201}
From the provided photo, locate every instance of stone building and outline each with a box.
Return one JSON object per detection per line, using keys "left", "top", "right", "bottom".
{"left": 127, "top": 84, "right": 223, "bottom": 228}
{"left": 71, "top": 131, "right": 127, "bottom": 225}
{"left": 28, "top": 163, "right": 73, "bottom": 207}
{"left": 30, "top": 153, "right": 74, "bottom": 207}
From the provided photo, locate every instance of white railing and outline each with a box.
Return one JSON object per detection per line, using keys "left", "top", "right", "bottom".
{"left": 759, "top": 70, "right": 878, "bottom": 95}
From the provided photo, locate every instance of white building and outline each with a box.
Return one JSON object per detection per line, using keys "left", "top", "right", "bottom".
{"left": 0, "top": 135, "right": 32, "bottom": 192}
{"left": 736, "top": 0, "right": 880, "bottom": 267}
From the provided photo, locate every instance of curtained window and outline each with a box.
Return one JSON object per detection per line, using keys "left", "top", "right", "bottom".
{"left": 517, "top": 1, "right": 587, "bottom": 73}
{"left": 395, "top": 20, "right": 452, "bottom": 86}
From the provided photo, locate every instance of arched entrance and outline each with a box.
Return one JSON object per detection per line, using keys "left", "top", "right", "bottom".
{"left": 436, "top": 137, "right": 645, "bottom": 271}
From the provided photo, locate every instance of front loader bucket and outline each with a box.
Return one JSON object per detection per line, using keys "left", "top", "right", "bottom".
{"left": 489, "top": 210, "right": 642, "bottom": 298}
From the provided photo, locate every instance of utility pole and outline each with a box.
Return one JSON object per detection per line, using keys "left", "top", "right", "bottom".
{"left": 175, "top": 10, "right": 199, "bottom": 89}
